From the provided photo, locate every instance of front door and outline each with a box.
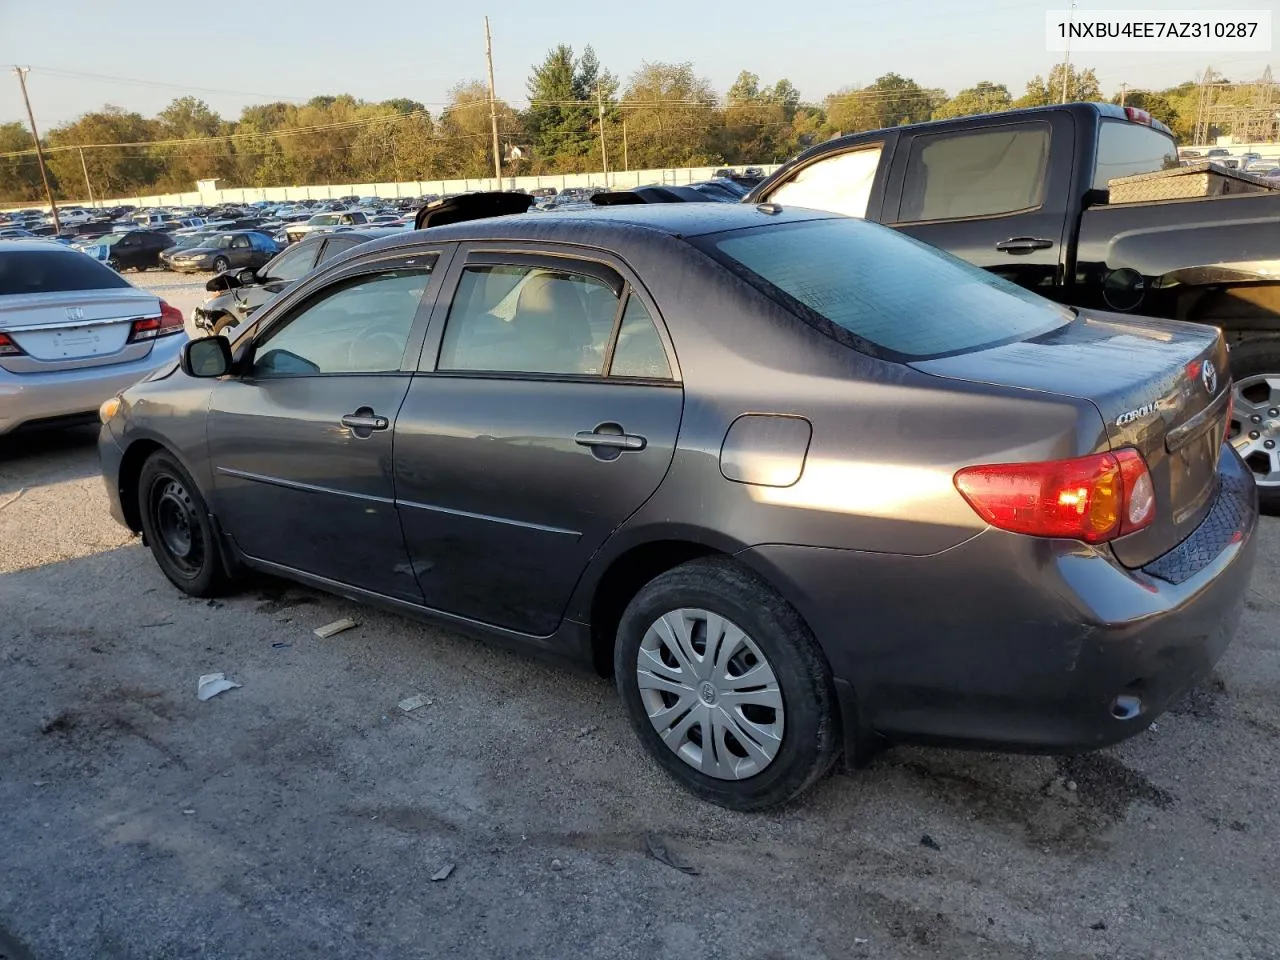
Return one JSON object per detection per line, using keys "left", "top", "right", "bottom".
{"left": 208, "top": 254, "right": 440, "bottom": 601}
{"left": 884, "top": 113, "right": 1075, "bottom": 295}
{"left": 394, "top": 248, "right": 684, "bottom": 635}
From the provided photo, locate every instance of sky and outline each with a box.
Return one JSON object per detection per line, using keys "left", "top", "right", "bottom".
{"left": 1, "top": 0, "right": 1274, "bottom": 128}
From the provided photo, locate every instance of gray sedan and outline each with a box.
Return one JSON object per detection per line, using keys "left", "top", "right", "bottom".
{"left": 0, "top": 241, "right": 187, "bottom": 436}
{"left": 99, "top": 204, "right": 1257, "bottom": 809}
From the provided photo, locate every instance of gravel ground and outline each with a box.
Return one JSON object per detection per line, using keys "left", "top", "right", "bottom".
{"left": 0, "top": 282, "right": 1278, "bottom": 957}
{"left": 128, "top": 269, "right": 209, "bottom": 336}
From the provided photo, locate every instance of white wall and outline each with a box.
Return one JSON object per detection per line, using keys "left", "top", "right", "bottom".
{"left": 5, "top": 165, "right": 781, "bottom": 212}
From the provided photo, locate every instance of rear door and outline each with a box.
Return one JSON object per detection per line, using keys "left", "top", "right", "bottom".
{"left": 394, "top": 245, "right": 684, "bottom": 635}
{"left": 207, "top": 249, "right": 443, "bottom": 600}
{"left": 884, "top": 113, "right": 1074, "bottom": 294}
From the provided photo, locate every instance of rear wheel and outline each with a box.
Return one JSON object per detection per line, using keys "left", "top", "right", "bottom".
{"left": 614, "top": 558, "right": 839, "bottom": 810}
{"left": 137, "top": 451, "right": 227, "bottom": 596}
{"left": 1227, "top": 338, "right": 1280, "bottom": 512}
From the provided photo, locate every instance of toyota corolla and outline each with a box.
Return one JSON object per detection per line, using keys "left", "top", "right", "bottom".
{"left": 99, "top": 203, "right": 1257, "bottom": 809}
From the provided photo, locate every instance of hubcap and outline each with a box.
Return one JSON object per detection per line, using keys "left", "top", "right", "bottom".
{"left": 153, "top": 477, "right": 204, "bottom": 576}
{"left": 1230, "top": 374, "right": 1280, "bottom": 486}
{"left": 635, "top": 608, "right": 784, "bottom": 781}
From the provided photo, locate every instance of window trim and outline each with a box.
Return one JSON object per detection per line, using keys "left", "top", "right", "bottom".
{"left": 416, "top": 243, "right": 681, "bottom": 386}
{"left": 242, "top": 248, "right": 447, "bottom": 379}
{"left": 892, "top": 119, "right": 1053, "bottom": 225}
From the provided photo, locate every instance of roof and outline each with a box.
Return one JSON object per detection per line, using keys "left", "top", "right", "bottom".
{"left": 362, "top": 202, "right": 828, "bottom": 257}
{"left": 0, "top": 239, "right": 80, "bottom": 252}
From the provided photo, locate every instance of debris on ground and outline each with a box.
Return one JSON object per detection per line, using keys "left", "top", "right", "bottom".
{"left": 0, "top": 488, "right": 26, "bottom": 511}
{"left": 1090, "top": 921, "right": 1107, "bottom": 931}
{"left": 430, "top": 863, "right": 455, "bottom": 882}
{"left": 920, "top": 834, "right": 942, "bottom": 851}
{"left": 40, "top": 712, "right": 74, "bottom": 735}
{"left": 550, "top": 858, "right": 563, "bottom": 871}
{"left": 398, "top": 694, "right": 432, "bottom": 713}
{"left": 182, "top": 808, "right": 195, "bottom": 815}
{"left": 197, "top": 673, "right": 241, "bottom": 701}
{"left": 271, "top": 642, "right": 292, "bottom": 649}
{"left": 139, "top": 620, "right": 174, "bottom": 629}
{"left": 576, "top": 724, "right": 598, "bottom": 739}
{"left": 645, "top": 832, "right": 698, "bottom": 875}
{"left": 313, "top": 618, "right": 357, "bottom": 639}
{"left": 854, "top": 938, "right": 869, "bottom": 946}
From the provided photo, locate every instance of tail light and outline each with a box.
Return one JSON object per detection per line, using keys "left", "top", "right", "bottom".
{"left": 128, "top": 300, "right": 185, "bottom": 342}
{"left": 954, "top": 449, "right": 1155, "bottom": 544}
{"left": 0, "top": 333, "right": 25, "bottom": 356}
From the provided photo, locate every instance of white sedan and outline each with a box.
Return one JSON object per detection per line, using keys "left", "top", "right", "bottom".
{"left": 0, "top": 240, "right": 188, "bottom": 435}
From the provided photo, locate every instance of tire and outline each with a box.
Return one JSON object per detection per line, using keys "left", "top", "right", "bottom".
{"left": 210, "top": 313, "right": 239, "bottom": 336}
{"left": 614, "top": 558, "right": 839, "bottom": 811}
{"left": 137, "top": 451, "right": 227, "bottom": 597}
{"left": 1227, "top": 336, "right": 1280, "bottom": 513}
{"left": 212, "top": 257, "right": 229, "bottom": 273}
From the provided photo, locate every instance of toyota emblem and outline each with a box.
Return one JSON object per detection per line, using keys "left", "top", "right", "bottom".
{"left": 1202, "top": 359, "right": 1218, "bottom": 395}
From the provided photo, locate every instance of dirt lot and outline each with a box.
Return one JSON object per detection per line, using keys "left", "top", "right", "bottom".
{"left": 1, "top": 275, "right": 1278, "bottom": 958}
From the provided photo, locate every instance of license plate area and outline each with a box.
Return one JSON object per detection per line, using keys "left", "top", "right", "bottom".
{"left": 11, "top": 322, "right": 132, "bottom": 361}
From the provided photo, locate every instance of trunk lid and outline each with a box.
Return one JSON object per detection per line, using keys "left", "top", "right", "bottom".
{"left": 0, "top": 288, "right": 160, "bottom": 373}
{"left": 912, "top": 310, "right": 1229, "bottom": 567}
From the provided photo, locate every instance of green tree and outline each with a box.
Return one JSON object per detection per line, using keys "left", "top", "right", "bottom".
{"left": 0, "top": 121, "right": 47, "bottom": 203}
{"left": 933, "top": 81, "right": 1012, "bottom": 119}
{"left": 1015, "top": 64, "right": 1102, "bottom": 107}
{"left": 435, "top": 80, "right": 521, "bottom": 178}
{"left": 825, "top": 73, "right": 941, "bottom": 134}
{"left": 45, "top": 106, "right": 162, "bottom": 200}
{"left": 620, "top": 61, "right": 718, "bottom": 168}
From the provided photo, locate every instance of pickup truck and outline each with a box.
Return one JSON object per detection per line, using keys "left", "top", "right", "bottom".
{"left": 744, "top": 102, "right": 1280, "bottom": 507}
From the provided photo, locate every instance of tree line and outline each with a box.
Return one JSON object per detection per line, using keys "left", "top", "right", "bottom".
{"left": 0, "top": 51, "right": 1249, "bottom": 204}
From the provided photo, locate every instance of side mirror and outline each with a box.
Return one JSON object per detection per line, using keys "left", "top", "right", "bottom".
{"left": 237, "top": 267, "right": 257, "bottom": 285}
{"left": 181, "top": 336, "right": 233, "bottom": 378}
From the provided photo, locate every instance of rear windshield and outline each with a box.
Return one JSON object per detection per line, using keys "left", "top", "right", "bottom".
{"left": 0, "top": 248, "right": 132, "bottom": 296}
{"left": 1093, "top": 120, "right": 1180, "bottom": 189}
{"left": 699, "top": 218, "right": 1071, "bottom": 361}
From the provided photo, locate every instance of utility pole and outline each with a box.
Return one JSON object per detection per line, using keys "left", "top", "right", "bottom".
{"left": 484, "top": 16, "right": 502, "bottom": 186}
{"left": 1119, "top": 82, "right": 1128, "bottom": 107}
{"left": 77, "top": 146, "right": 95, "bottom": 208}
{"left": 622, "top": 120, "right": 629, "bottom": 171}
{"left": 1060, "top": 0, "right": 1076, "bottom": 103}
{"left": 596, "top": 81, "right": 609, "bottom": 178}
{"left": 14, "top": 67, "right": 60, "bottom": 232}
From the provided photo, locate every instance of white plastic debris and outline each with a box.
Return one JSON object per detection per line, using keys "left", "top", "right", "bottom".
{"left": 197, "top": 672, "right": 242, "bottom": 701}
{"left": 398, "top": 694, "right": 432, "bottom": 713}
{"left": 430, "top": 863, "right": 455, "bottom": 881}
{"left": 313, "top": 617, "right": 358, "bottom": 639}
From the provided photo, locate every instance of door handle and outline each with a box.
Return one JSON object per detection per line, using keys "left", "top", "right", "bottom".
{"left": 341, "top": 412, "right": 389, "bottom": 433}
{"left": 575, "top": 430, "right": 646, "bottom": 450}
{"left": 995, "top": 237, "right": 1054, "bottom": 254}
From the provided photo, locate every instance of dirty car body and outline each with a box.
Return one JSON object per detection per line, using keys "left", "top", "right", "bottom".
{"left": 100, "top": 205, "right": 1257, "bottom": 809}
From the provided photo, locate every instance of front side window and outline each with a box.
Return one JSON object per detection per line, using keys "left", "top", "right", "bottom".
{"left": 899, "top": 123, "right": 1050, "bottom": 222}
{"left": 252, "top": 263, "right": 435, "bottom": 378}
{"left": 1093, "top": 120, "right": 1179, "bottom": 189}
{"left": 261, "top": 243, "right": 318, "bottom": 282}
{"left": 701, "top": 217, "right": 1070, "bottom": 361}
{"left": 437, "top": 264, "right": 619, "bottom": 376}
{"left": 764, "top": 145, "right": 883, "bottom": 219}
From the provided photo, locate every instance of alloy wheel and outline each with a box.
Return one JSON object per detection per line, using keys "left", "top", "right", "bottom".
{"left": 1230, "top": 374, "right": 1280, "bottom": 486}
{"left": 635, "top": 608, "right": 784, "bottom": 780}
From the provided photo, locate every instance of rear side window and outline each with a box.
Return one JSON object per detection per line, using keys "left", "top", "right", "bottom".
{"left": 899, "top": 123, "right": 1050, "bottom": 222}
{"left": 701, "top": 218, "right": 1070, "bottom": 361}
{"left": 0, "top": 249, "right": 130, "bottom": 295}
{"left": 1093, "top": 121, "right": 1180, "bottom": 189}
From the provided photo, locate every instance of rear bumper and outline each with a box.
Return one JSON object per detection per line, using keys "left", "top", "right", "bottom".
{"left": 739, "top": 445, "right": 1258, "bottom": 755}
{"left": 0, "top": 335, "right": 187, "bottom": 436}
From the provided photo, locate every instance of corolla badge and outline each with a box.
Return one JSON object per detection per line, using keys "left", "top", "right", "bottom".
{"left": 1116, "top": 402, "right": 1157, "bottom": 427}
{"left": 1202, "top": 359, "right": 1218, "bottom": 395}
{"left": 65, "top": 307, "right": 85, "bottom": 321}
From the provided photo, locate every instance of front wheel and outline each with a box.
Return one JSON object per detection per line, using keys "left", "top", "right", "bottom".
{"left": 212, "top": 256, "right": 229, "bottom": 273}
{"left": 614, "top": 558, "right": 839, "bottom": 810}
{"left": 1227, "top": 337, "right": 1280, "bottom": 513}
{"left": 137, "top": 451, "right": 227, "bottom": 596}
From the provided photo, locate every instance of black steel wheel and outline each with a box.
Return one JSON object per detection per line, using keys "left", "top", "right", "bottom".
{"left": 137, "top": 451, "right": 226, "bottom": 596}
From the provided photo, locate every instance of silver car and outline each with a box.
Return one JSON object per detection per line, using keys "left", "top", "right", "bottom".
{"left": 0, "top": 240, "right": 188, "bottom": 435}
